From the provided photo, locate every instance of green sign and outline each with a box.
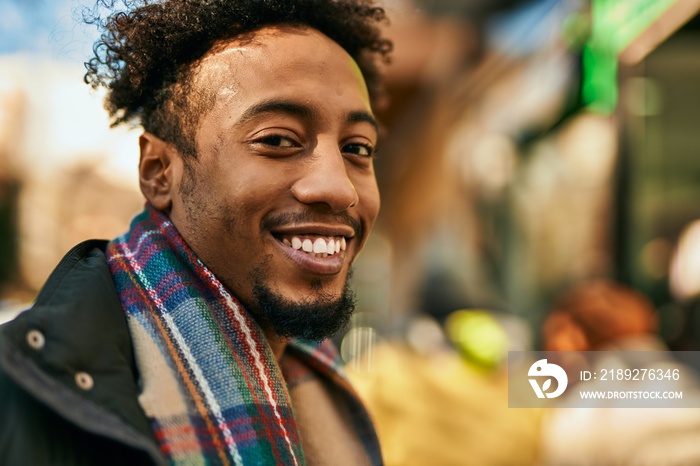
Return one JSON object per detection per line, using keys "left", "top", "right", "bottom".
{"left": 583, "top": 0, "right": 677, "bottom": 114}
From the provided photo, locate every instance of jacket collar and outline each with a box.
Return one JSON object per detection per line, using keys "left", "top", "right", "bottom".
{"left": 0, "top": 240, "right": 164, "bottom": 464}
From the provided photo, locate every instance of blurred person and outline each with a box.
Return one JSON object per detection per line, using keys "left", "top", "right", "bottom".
{"left": 0, "top": 0, "right": 391, "bottom": 464}
{"left": 540, "top": 279, "right": 700, "bottom": 466}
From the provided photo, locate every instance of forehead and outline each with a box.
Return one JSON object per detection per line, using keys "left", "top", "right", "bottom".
{"left": 191, "top": 26, "right": 371, "bottom": 116}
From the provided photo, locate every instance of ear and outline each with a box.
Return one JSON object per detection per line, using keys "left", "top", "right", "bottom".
{"left": 139, "top": 132, "right": 181, "bottom": 212}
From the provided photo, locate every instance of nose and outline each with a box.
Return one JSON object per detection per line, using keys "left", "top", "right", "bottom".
{"left": 291, "top": 144, "right": 359, "bottom": 212}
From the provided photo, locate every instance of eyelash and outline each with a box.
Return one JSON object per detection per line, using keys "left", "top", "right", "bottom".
{"left": 256, "top": 135, "right": 299, "bottom": 148}
{"left": 253, "top": 135, "right": 376, "bottom": 158}
{"left": 342, "top": 142, "right": 376, "bottom": 159}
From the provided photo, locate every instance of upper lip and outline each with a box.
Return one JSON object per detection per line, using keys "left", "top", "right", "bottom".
{"left": 270, "top": 223, "right": 356, "bottom": 238}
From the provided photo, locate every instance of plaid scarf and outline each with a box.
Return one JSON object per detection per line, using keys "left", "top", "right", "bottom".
{"left": 106, "top": 206, "right": 382, "bottom": 465}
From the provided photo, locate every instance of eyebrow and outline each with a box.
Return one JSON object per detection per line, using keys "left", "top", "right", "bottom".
{"left": 347, "top": 111, "right": 379, "bottom": 133}
{"left": 236, "top": 99, "right": 378, "bottom": 133}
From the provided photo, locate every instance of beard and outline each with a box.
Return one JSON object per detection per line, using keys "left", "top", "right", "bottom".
{"left": 248, "top": 264, "right": 356, "bottom": 342}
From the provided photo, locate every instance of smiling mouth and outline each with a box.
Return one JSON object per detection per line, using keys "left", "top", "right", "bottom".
{"left": 277, "top": 234, "right": 348, "bottom": 258}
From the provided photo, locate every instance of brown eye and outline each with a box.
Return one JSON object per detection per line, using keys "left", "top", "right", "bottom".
{"left": 257, "top": 135, "right": 298, "bottom": 147}
{"left": 343, "top": 143, "right": 374, "bottom": 158}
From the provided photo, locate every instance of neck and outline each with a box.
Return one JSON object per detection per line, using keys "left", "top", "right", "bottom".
{"left": 263, "top": 328, "right": 288, "bottom": 361}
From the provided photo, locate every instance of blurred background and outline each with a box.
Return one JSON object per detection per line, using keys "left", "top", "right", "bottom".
{"left": 3, "top": 0, "right": 700, "bottom": 464}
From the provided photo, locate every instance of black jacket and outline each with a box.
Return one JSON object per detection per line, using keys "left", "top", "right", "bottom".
{"left": 0, "top": 240, "right": 167, "bottom": 466}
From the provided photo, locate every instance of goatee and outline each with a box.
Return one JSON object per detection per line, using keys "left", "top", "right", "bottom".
{"left": 249, "top": 267, "right": 356, "bottom": 342}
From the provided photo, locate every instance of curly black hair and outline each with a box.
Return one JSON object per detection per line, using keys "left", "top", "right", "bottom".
{"left": 84, "top": 0, "right": 391, "bottom": 158}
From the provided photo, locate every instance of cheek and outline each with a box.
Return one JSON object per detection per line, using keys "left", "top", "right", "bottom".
{"left": 357, "top": 176, "right": 381, "bottom": 223}
{"left": 352, "top": 175, "right": 380, "bottom": 256}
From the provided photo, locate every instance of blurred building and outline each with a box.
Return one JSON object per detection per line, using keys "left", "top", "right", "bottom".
{"left": 0, "top": 53, "right": 142, "bottom": 314}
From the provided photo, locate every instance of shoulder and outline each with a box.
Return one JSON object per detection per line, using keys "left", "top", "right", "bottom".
{"left": 0, "top": 240, "right": 158, "bottom": 465}
{"left": 30, "top": 239, "right": 112, "bottom": 306}
{"left": 1, "top": 240, "right": 128, "bottom": 353}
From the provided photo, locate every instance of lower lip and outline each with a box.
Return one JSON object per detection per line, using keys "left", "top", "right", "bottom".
{"left": 273, "top": 237, "right": 345, "bottom": 275}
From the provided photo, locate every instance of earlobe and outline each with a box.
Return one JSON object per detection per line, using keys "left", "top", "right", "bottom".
{"left": 139, "top": 132, "right": 179, "bottom": 212}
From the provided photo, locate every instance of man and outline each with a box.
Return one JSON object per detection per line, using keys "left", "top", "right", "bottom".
{"left": 0, "top": 1, "right": 390, "bottom": 464}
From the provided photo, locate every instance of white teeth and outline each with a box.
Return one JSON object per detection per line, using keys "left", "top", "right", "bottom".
{"left": 283, "top": 235, "right": 346, "bottom": 256}
{"left": 313, "top": 238, "right": 327, "bottom": 253}
{"left": 302, "top": 239, "right": 313, "bottom": 252}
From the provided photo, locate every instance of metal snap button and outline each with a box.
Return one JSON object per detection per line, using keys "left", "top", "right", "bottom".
{"left": 75, "top": 372, "right": 94, "bottom": 391}
{"left": 26, "top": 330, "right": 45, "bottom": 350}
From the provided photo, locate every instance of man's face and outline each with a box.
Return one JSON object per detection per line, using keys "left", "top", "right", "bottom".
{"left": 166, "top": 26, "right": 380, "bottom": 338}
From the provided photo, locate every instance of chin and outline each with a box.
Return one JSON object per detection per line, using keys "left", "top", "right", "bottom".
{"left": 250, "top": 268, "right": 356, "bottom": 341}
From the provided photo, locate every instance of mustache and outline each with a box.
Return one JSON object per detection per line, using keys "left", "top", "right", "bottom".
{"left": 262, "top": 211, "right": 362, "bottom": 237}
